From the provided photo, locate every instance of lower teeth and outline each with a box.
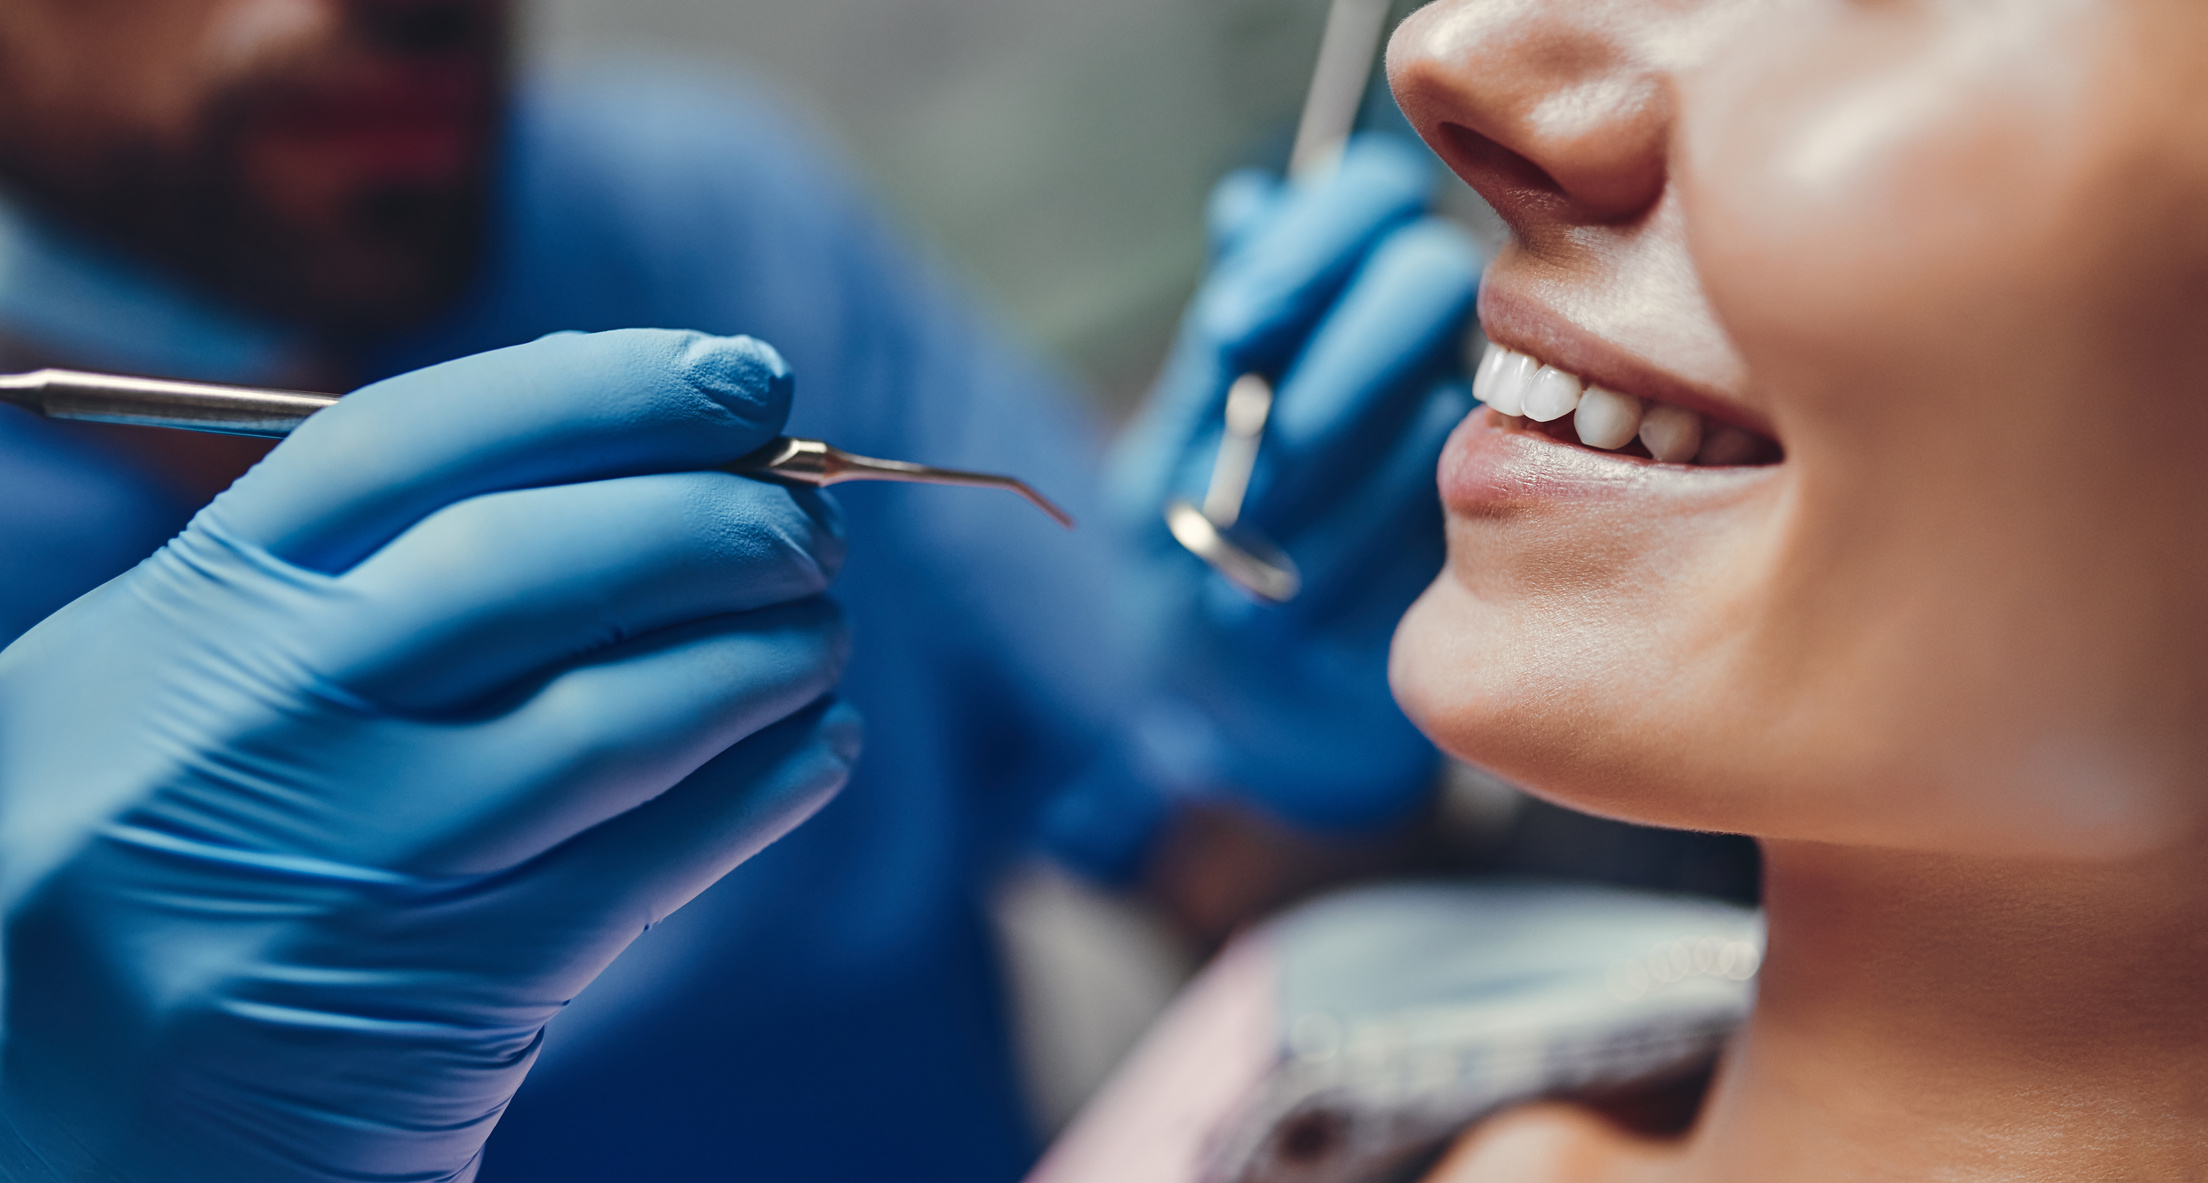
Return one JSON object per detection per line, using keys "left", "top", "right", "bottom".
{"left": 1495, "top": 405, "right": 1775, "bottom": 467}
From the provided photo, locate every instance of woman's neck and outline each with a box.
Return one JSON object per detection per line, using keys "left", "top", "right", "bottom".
{"left": 1680, "top": 838, "right": 2208, "bottom": 1181}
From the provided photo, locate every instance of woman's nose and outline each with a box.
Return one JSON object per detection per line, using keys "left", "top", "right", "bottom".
{"left": 1387, "top": 0, "right": 1693, "bottom": 229}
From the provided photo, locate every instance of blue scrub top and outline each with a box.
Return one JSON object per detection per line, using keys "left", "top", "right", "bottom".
{"left": 0, "top": 70, "right": 1159, "bottom": 1183}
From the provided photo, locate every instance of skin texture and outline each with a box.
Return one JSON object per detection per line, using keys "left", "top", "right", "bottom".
{"left": 0, "top": 0, "right": 505, "bottom": 334}
{"left": 1386, "top": 0, "right": 2208, "bottom": 1178}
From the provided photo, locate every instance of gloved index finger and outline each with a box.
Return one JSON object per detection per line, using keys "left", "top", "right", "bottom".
{"left": 1253, "top": 216, "right": 1482, "bottom": 527}
{"left": 1195, "top": 135, "right": 1436, "bottom": 369}
{"left": 1206, "top": 168, "right": 1284, "bottom": 259}
{"left": 208, "top": 329, "right": 796, "bottom": 574}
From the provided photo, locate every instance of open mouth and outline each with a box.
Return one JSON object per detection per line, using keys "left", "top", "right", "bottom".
{"left": 1471, "top": 341, "right": 1781, "bottom": 467}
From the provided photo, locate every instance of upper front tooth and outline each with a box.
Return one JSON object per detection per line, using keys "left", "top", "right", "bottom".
{"left": 1471, "top": 342, "right": 1507, "bottom": 407}
{"left": 1574, "top": 386, "right": 1643, "bottom": 450}
{"left": 1522, "top": 365, "right": 1584, "bottom": 422}
{"left": 1474, "top": 345, "right": 1535, "bottom": 417}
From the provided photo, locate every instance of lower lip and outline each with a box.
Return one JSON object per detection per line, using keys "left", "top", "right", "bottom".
{"left": 1438, "top": 408, "right": 1767, "bottom": 514}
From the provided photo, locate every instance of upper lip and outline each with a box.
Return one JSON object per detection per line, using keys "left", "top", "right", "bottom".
{"left": 1476, "top": 284, "right": 1777, "bottom": 442}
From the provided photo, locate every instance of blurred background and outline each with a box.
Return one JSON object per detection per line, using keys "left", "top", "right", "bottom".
{"left": 517, "top": 0, "right": 1404, "bottom": 1128}
{"left": 518, "top": 0, "right": 1525, "bottom": 1133}
{"left": 524, "top": 0, "right": 1462, "bottom": 417}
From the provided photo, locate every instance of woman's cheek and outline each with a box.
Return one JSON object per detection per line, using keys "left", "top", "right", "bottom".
{"left": 1675, "top": 1, "right": 2106, "bottom": 394}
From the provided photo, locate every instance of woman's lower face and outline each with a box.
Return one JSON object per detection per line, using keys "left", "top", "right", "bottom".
{"left": 1385, "top": 0, "right": 2208, "bottom": 860}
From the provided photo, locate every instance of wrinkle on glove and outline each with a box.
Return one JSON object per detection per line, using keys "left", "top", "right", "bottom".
{"left": 0, "top": 330, "right": 860, "bottom": 1183}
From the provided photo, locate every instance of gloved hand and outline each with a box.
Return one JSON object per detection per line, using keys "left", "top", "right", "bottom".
{"left": 1105, "top": 134, "right": 1482, "bottom": 836}
{"left": 0, "top": 329, "right": 859, "bottom": 1183}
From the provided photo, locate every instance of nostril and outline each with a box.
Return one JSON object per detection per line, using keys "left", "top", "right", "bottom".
{"left": 1440, "top": 108, "right": 1667, "bottom": 229}
{"left": 1441, "top": 123, "right": 1574, "bottom": 221}
{"left": 1444, "top": 123, "right": 1565, "bottom": 194}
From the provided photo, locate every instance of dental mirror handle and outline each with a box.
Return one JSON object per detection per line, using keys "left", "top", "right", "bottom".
{"left": 1170, "top": 0, "right": 1389, "bottom": 601}
{"left": 1200, "top": 373, "right": 1273, "bottom": 528}
{"left": 1288, "top": 0, "right": 1394, "bottom": 180}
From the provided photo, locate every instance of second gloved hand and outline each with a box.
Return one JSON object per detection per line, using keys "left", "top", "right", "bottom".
{"left": 0, "top": 329, "right": 857, "bottom": 1183}
{"left": 1105, "top": 135, "right": 1483, "bottom": 835}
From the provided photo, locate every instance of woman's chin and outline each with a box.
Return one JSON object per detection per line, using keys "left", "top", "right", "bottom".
{"left": 1388, "top": 574, "right": 1481, "bottom": 766}
{"left": 1390, "top": 574, "right": 1636, "bottom": 817}
{"left": 1390, "top": 562, "right": 1752, "bottom": 839}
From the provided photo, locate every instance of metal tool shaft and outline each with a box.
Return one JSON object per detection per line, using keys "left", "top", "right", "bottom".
{"left": 0, "top": 367, "right": 1073, "bottom": 528}
{"left": 0, "top": 369, "right": 338, "bottom": 437}
{"left": 731, "top": 436, "right": 1074, "bottom": 529}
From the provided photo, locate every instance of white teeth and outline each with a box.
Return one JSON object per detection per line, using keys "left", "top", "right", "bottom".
{"left": 1497, "top": 354, "right": 1539, "bottom": 416}
{"left": 1474, "top": 343, "right": 1535, "bottom": 417}
{"left": 1695, "top": 424, "right": 1761, "bottom": 466}
{"left": 1471, "top": 342, "right": 1507, "bottom": 409}
{"left": 1476, "top": 339, "right": 1773, "bottom": 467}
{"left": 1522, "top": 365, "right": 1583, "bottom": 422}
{"left": 1573, "top": 385, "right": 1642, "bottom": 450}
{"left": 1638, "top": 402, "right": 1703, "bottom": 463}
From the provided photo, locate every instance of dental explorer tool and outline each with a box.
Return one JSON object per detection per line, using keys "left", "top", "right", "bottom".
{"left": 0, "top": 367, "right": 1075, "bottom": 529}
{"left": 1165, "top": 0, "right": 1391, "bottom": 603}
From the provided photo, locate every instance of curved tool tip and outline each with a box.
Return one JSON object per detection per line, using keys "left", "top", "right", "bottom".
{"left": 1013, "top": 481, "right": 1077, "bottom": 530}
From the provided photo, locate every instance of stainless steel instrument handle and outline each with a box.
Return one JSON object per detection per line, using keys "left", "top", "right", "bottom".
{"left": 1, "top": 369, "right": 337, "bottom": 437}
{"left": 0, "top": 367, "right": 1074, "bottom": 528}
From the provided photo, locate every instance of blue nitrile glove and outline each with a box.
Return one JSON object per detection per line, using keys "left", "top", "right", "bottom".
{"left": 1104, "top": 134, "right": 1482, "bottom": 837}
{"left": 0, "top": 329, "right": 858, "bottom": 1183}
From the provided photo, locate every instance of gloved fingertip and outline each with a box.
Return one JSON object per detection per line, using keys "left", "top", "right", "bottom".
{"left": 1207, "top": 169, "right": 1284, "bottom": 255}
{"left": 672, "top": 332, "right": 797, "bottom": 422}
{"left": 824, "top": 592, "right": 857, "bottom": 673}
{"left": 746, "top": 481, "right": 850, "bottom": 595}
{"left": 1190, "top": 281, "right": 1265, "bottom": 359}
{"left": 1193, "top": 142, "right": 1444, "bottom": 358}
{"left": 1382, "top": 217, "right": 1488, "bottom": 284}
{"left": 1338, "top": 133, "right": 1441, "bottom": 198}
{"left": 789, "top": 483, "right": 848, "bottom": 557}
{"left": 815, "top": 697, "right": 866, "bottom": 766}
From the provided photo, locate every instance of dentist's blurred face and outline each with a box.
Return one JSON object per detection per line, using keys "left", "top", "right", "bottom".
{"left": 1386, "top": 0, "right": 2208, "bottom": 859}
{"left": 0, "top": 0, "right": 506, "bottom": 331}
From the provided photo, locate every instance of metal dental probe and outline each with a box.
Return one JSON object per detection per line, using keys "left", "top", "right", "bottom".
{"left": 1165, "top": 0, "right": 1394, "bottom": 604}
{"left": 0, "top": 367, "right": 1075, "bottom": 529}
